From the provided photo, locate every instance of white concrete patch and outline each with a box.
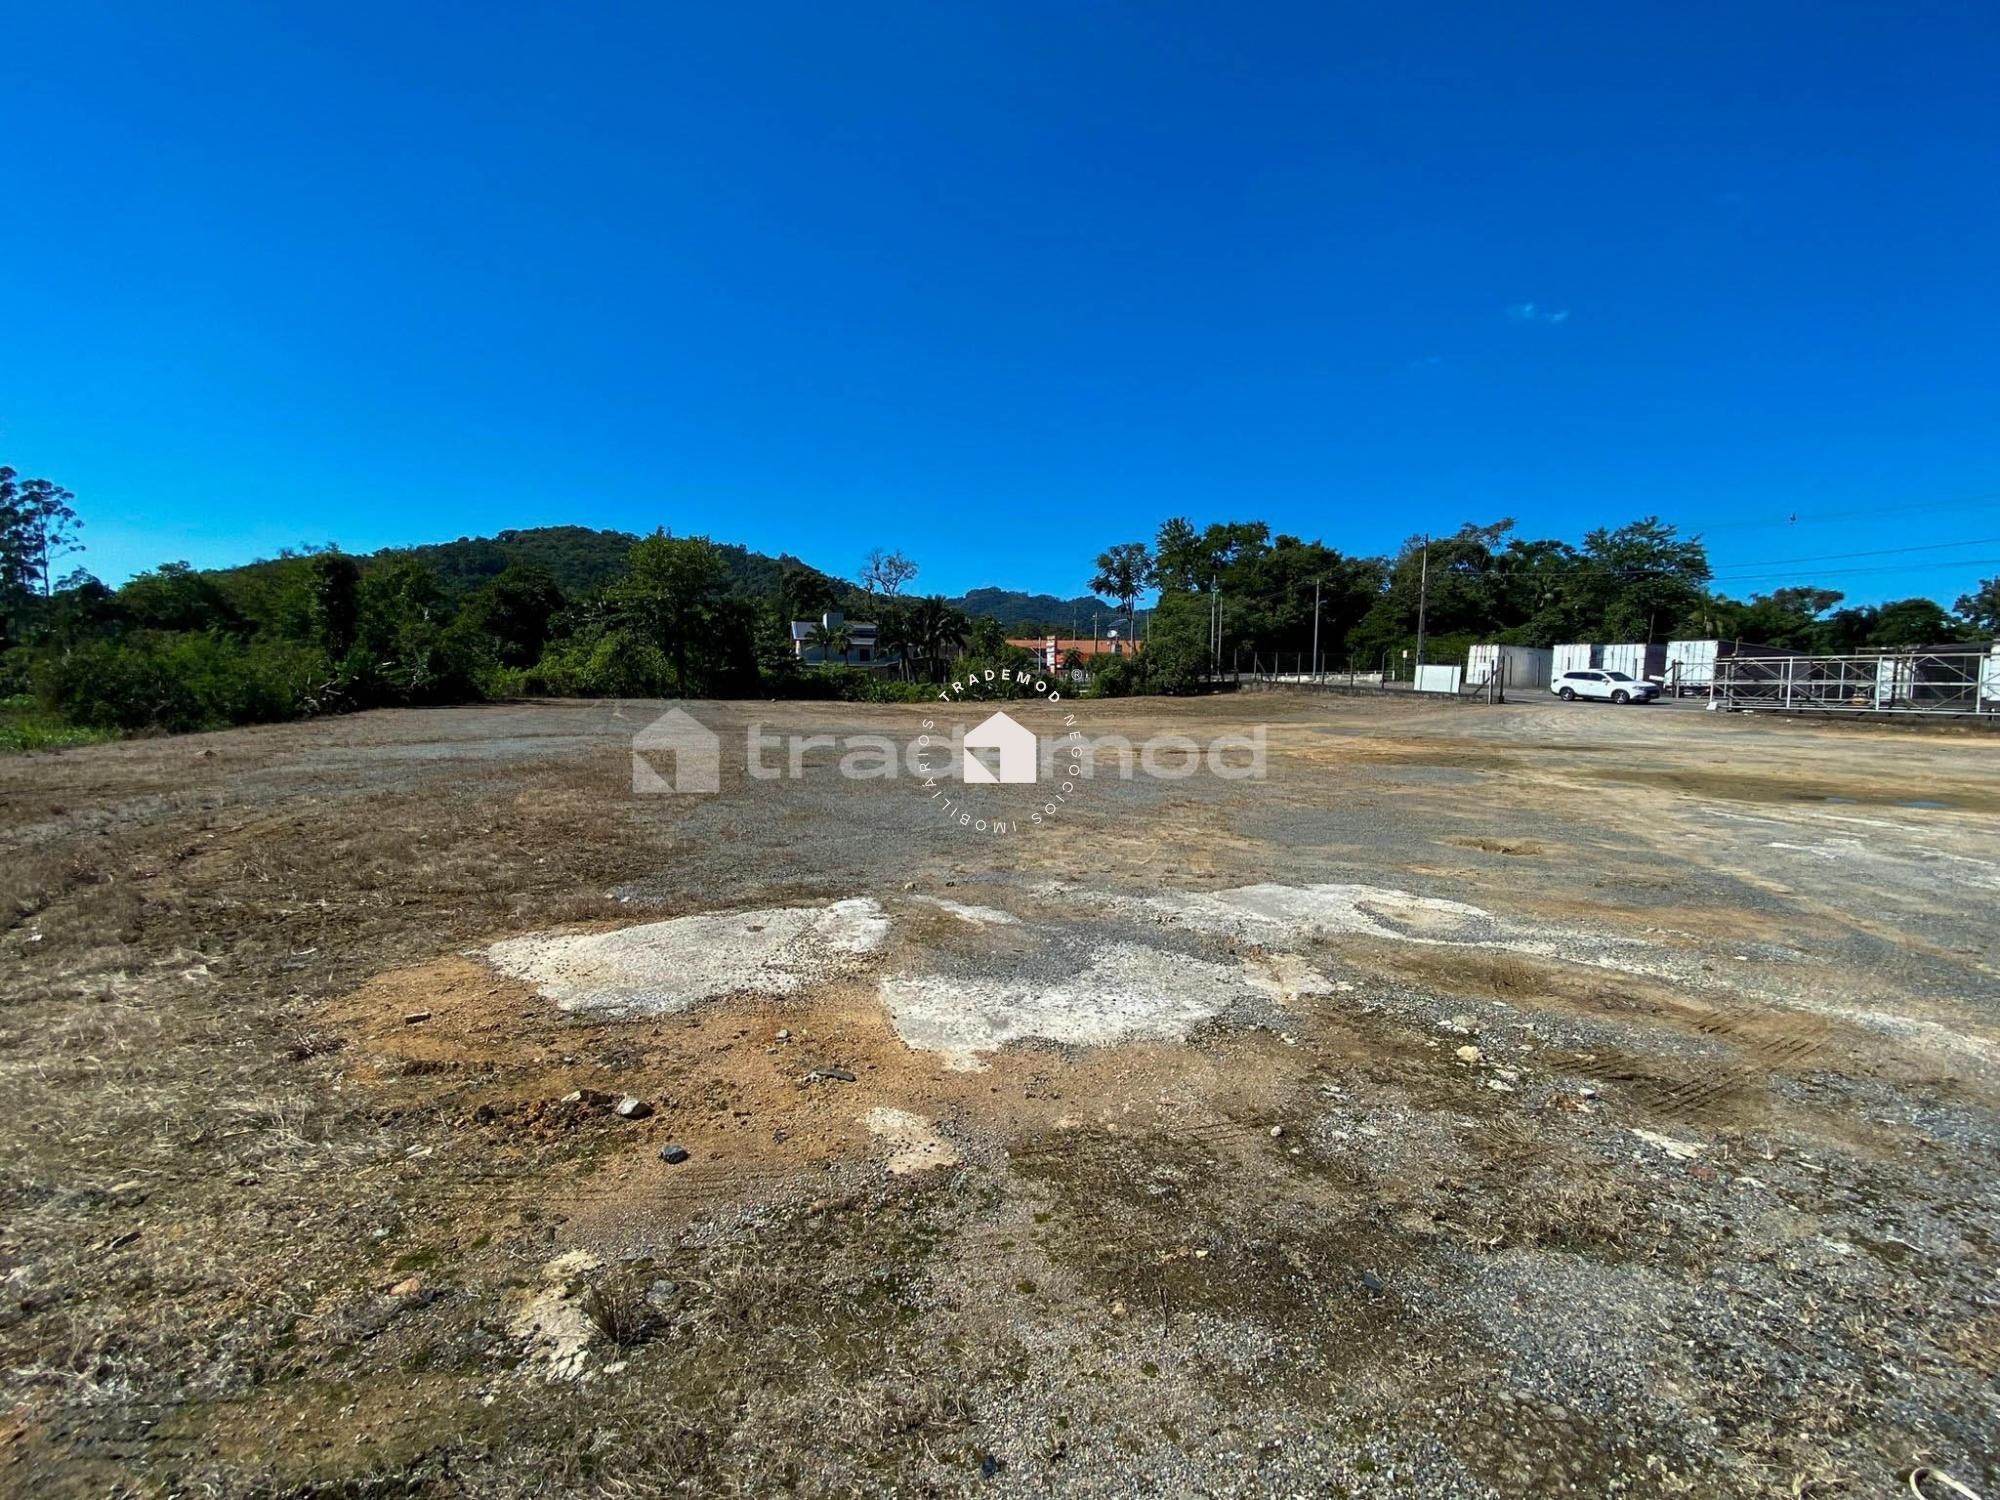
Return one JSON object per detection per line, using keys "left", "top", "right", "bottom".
{"left": 1161, "top": 882, "right": 1496, "bottom": 944}
{"left": 880, "top": 943, "right": 1257, "bottom": 1069}
{"left": 864, "top": 1107, "right": 961, "bottom": 1173}
{"left": 508, "top": 1250, "right": 603, "bottom": 1382}
{"left": 484, "top": 898, "right": 890, "bottom": 1016}
{"left": 909, "top": 895, "right": 1020, "bottom": 926}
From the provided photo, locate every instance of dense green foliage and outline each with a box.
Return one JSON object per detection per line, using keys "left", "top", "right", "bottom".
{"left": 0, "top": 460, "right": 1991, "bottom": 739}
{"left": 1090, "top": 515, "right": 1990, "bottom": 695}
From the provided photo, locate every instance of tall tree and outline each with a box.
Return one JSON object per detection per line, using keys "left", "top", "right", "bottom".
{"left": 859, "top": 548, "right": 919, "bottom": 605}
{"left": 1579, "top": 517, "right": 1710, "bottom": 641}
{"left": 471, "top": 562, "right": 565, "bottom": 667}
{"left": 617, "top": 531, "right": 734, "bottom": 692}
{"left": 305, "top": 552, "right": 363, "bottom": 657}
{"left": 13, "top": 476, "right": 84, "bottom": 598}
{"left": 1868, "top": 597, "right": 1962, "bottom": 648}
{"left": 1090, "top": 542, "right": 1155, "bottom": 645}
{"left": 119, "top": 561, "right": 244, "bottom": 634}
{"left": 1954, "top": 576, "right": 2000, "bottom": 637}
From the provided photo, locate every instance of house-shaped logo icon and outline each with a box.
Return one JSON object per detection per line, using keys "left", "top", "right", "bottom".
{"left": 632, "top": 707, "right": 721, "bottom": 794}
{"left": 962, "top": 710, "right": 1037, "bottom": 785}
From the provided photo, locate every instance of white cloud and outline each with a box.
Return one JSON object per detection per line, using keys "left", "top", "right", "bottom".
{"left": 1506, "top": 302, "right": 1572, "bottom": 325}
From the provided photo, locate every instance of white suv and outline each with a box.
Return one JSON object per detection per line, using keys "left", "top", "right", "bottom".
{"left": 1552, "top": 670, "right": 1661, "bottom": 705}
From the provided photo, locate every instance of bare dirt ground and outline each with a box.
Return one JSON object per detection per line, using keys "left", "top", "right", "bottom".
{"left": 2, "top": 692, "right": 1996, "bottom": 1498}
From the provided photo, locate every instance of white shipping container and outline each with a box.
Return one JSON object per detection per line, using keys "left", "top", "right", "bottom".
{"left": 1414, "top": 664, "right": 1463, "bottom": 694}
{"left": 1665, "top": 639, "right": 1785, "bottom": 695}
{"left": 1600, "top": 642, "right": 1667, "bottom": 680}
{"left": 1666, "top": 639, "right": 1718, "bottom": 692}
{"left": 1467, "top": 644, "right": 1554, "bottom": 692}
{"left": 1985, "top": 645, "right": 2000, "bottom": 707}
{"left": 1553, "top": 643, "right": 1597, "bottom": 675}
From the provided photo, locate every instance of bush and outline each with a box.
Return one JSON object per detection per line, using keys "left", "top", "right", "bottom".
{"left": 34, "top": 634, "right": 332, "bottom": 733}
{"left": 0, "top": 694, "right": 118, "bottom": 751}
{"left": 760, "top": 666, "right": 931, "bottom": 703}
{"left": 525, "top": 631, "right": 676, "bottom": 697}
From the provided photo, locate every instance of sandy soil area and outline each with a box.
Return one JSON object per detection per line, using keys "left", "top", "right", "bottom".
{"left": 2, "top": 692, "right": 1995, "bottom": 1497}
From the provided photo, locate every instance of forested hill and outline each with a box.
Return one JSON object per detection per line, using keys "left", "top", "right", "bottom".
{"left": 953, "top": 587, "right": 1117, "bottom": 634}
{"left": 206, "top": 526, "right": 1109, "bottom": 630}
{"left": 333, "top": 526, "right": 830, "bottom": 603}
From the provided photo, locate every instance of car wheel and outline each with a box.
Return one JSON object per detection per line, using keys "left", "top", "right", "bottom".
{"left": 1558, "top": 687, "right": 1576, "bottom": 701}
{"left": 1612, "top": 690, "right": 1630, "bottom": 704}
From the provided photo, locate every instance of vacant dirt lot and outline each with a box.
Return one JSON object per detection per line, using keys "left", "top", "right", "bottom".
{"left": 3, "top": 692, "right": 1996, "bottom": 1497}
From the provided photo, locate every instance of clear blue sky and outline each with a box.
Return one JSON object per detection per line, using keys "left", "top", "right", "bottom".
{"left": 6, "top": 1, "right": 1997, "bottom": 607}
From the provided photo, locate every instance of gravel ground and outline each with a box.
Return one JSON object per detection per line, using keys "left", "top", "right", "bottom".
{"left": 1, "top": 691, "right": 1995, "bottom": 1497}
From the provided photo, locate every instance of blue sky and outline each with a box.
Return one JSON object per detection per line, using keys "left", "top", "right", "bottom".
{"left": 5, "top": 1, "right": 1997, "bottom": 607}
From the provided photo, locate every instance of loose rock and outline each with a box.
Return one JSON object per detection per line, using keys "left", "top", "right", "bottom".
{"left": 658, "top": 1144, "right": 690, "bottom": 1164}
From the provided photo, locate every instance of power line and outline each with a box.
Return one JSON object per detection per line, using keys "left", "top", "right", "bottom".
{"left": 1703, "top": 557, "right": 2000, "bottom": 585}
{"left": 1687, "top": 493, "right": 2000, "bottom": 535}
{"left": 1703, "top": 536, "right": 2000, "bottom": 573}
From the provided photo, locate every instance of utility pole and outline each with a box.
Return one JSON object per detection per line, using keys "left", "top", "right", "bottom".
{"left": 1414, "top": 535, "right": 1431, "bottom": 666}
{"left": 1310, "top": 576, "right": 1322, "bottom": 680}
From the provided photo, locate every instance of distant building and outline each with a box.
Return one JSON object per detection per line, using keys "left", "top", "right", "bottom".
{"left": 1007, "top": 636, "right": 1144, "bottom": 672}
{"left": 790, "top": 610, "right": 886, "bottom": 666}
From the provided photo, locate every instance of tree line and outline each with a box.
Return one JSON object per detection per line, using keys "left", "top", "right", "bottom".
{"left": 2, "top": 461, "right": 1995, "bottom": 737}
{"left": 1087, "top": 515, "right": 1999, "bottom": 695}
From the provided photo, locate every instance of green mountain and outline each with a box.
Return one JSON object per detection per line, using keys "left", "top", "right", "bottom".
{"left": 200, "top": 525, "right": 1107, "bottom": 629}
{"left": 953, "top": 587, "right": 1118, "bottom": 635}
{"left": 388, "top": 526, "right": 835, "bottom": 600}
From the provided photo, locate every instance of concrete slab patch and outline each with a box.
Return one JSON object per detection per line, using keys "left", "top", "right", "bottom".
{"left": 879, "top": 941, "right": 1262, "bottom": 1069}
{"left": 909, "top": 894, "right": 1020, "bottom": 926}
{"left": 483, "top": 897, "right": 891, "bottom": 1016}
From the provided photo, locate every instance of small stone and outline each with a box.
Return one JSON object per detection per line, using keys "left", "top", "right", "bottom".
{"left": 387, "top": 1276, "right": 425, "bottom": 1297}
{"left": 659, "top": 1144, "right": 690, "bottom": 1164}
{"left": 644, "top": 1279, "right": 680, "bottom": 1310}
{"left": 808, "top": 1066, "right": 857, "bottom": 1083}
{"left": 613, "top": 1096, "right": 653, "bottom": 1120}
{"left": 1455, "top": 1044, "right": 1484, "bottom": 1064}
{"left": 776, "top": 1029, "right": 791, "bottom": 1041}
{"left": 1269, "top": 1124, "right": 1284, "bottom": 1138}
{"left": 1361, "top": 1270, "right": 1385, "bottom": 1296}
{"left": 403, "top": 1010, "right": 432, "bottom": 1025}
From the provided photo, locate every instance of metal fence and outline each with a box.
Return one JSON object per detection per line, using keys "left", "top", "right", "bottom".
{"left": 1712, "top": 649, "right": 2000, "bottom": 716}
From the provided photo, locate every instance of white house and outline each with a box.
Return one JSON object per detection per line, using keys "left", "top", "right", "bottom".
{"left": 789, "top": 610, "right": 886, "bottom": 666}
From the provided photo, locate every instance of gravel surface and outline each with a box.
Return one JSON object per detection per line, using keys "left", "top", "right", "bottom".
{"left": 1, "top": 691, "right": 1995, "bottom": 1497}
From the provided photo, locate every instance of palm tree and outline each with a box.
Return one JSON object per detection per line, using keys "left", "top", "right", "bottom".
{"left": 805, "top": 620, "right": 853, "bottom": 666}
{"left": 910, "top": 596, "right": 969, "bottom": 681}
{"left": 876, "top": 601, "right": 916, "bottom": 680}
